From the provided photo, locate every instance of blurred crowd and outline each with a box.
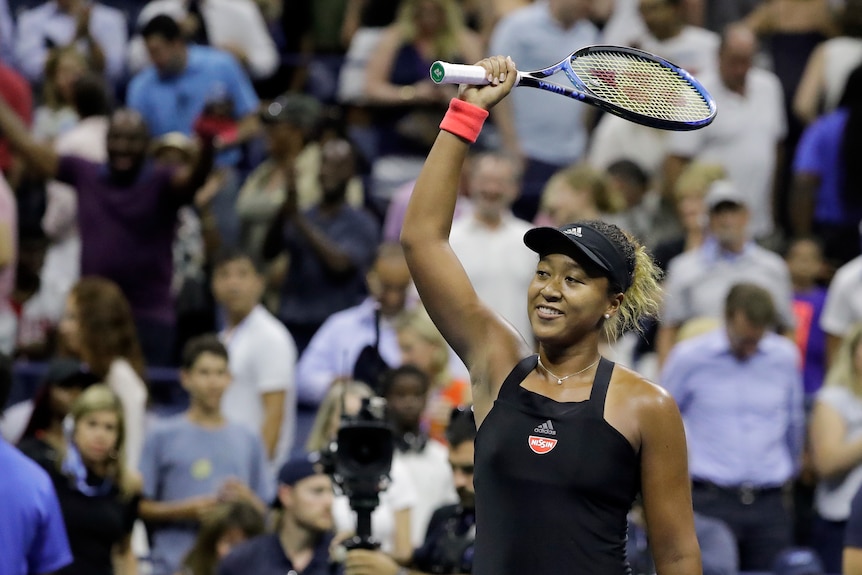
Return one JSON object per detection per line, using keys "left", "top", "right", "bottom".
{"left": 3, "top": 0, "right": 862, "bottom": 574}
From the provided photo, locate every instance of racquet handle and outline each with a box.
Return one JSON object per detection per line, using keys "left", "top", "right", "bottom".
{"left": 431, "top": 61, "right": 494, "bottom": 85}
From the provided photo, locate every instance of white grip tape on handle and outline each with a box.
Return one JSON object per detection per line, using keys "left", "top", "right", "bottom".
{"left": 430, "top": 61, "right": 491, "bottom": 85}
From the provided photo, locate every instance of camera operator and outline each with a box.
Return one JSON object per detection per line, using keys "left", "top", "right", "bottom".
{"left": 344, "top": 408, "right": 477, "bottom": 575}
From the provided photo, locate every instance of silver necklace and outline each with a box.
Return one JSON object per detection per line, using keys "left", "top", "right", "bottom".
{"left": 536, "top": 356, "right": 600, "bottom": 385}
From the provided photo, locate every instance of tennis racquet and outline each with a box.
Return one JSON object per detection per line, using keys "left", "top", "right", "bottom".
{"left": 429, "top": 45, "right": 717, "bottom": 131}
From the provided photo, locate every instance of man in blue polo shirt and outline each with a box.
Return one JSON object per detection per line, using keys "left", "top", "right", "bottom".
{"left": 127, "top": 14, "right": 261, "bottom": 246}
{"left": 0, "top": 352, "right": 73, "bottom": 575}
{"left": 217, "top": 453, "right": 342, "bottom": 575}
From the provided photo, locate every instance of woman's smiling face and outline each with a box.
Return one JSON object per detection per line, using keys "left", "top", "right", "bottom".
{"left": 528, "top": 253, "right": 613, "bottom": 343}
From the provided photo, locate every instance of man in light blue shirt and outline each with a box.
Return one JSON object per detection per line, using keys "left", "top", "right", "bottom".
{"left": 660, "top": 282, "right": 805, "bottom": 572}
{"left": 488, "top": 0, "right": 600, "bottom": 221}
{"left": 296, "top": 242, "right": 412, "bottom": 405}
{"left": 127, "top": 14, "right": 261, "bottom": 246}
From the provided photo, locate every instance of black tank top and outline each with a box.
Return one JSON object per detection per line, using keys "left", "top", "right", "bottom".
{"left": 473, "top": 355, "right": 640, "bottom": 575}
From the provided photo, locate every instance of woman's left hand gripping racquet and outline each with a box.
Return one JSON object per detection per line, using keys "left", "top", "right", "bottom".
{"left": 430, "top": 45, "right": 717, "bottom": 131}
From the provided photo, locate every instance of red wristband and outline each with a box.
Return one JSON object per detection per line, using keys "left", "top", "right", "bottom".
{"left": 439, "top": 98, "right": 489, "bottom": 144}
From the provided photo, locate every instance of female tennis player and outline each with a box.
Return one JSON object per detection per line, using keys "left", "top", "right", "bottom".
{"left": 400, "top": 55, "right": 702, "bottom": 575}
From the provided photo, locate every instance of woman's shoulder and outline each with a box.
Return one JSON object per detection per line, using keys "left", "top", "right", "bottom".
{"left": 610, "top": 362, "right": 678, "bottom": 413}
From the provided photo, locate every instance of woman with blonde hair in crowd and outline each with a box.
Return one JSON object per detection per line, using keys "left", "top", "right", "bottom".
{"left": 32, "top": 46, "right": 89, "bottom": 142}
{"left": 394, "top": 306, "right": 471, "bottom": 444}
{"left": 176, "top": 501, "right": 265, "bottom": 575}
{"left": 364, "top": 0, "right": 483, "bottom": 197}
{"left": 41, "top": 384, "right": 142, "bottom": 575}
{"left": 534, "top": 163, "right": 626, "bottom": 229}
{"left": 305, "top": 379, "right": 417, "bottom": 563}
{"left": 59, "top": 277, "right": 148, "bottom": 470}
{"left": 809, "top": 322, "right": 862, "bottom": 573}
{"left": 651, "top": 162, "right": 726, "bottom": 272}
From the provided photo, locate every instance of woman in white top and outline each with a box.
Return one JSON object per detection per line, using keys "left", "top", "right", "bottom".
{"left": 794, "top": 0, "right": 862, "bottom": 123}
{"left": 59, "top": 277, "right": 148, "bottom": 471}
{"left": 809, "top": 321, "right": 862, "bottom": 572}
{"left": 32, "top": 46, "right": 87, "bottom": 143}
{"left": 306, "top": 379, "right": 416, "bottom": 562}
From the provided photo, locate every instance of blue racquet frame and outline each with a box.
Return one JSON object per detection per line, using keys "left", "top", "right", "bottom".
{"left": 430, "top": 45, "right": 717, "bottom": 132}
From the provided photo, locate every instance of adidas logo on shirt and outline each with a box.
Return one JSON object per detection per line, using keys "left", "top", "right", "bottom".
{"left": 533, "top": 420, "right": 557, "bottom": 436}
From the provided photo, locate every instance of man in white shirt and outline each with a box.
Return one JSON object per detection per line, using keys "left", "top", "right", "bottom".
{"left": 15, "top": 0, "right": 128, "bottom": 84}
{"left": 820, "top": 253, "right": 862, "bottom": 365}
{"left": 449, "top": 152, "right": 536, "bottom": 342}
{"left": 662, "top": 24, "right": 786, "bottom": 240}
{"left": 211, "top": 249, "right": 297, "bottom": 465}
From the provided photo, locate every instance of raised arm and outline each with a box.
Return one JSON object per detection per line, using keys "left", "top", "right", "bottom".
{"left": 0, "top": 97, "right": 58, "bottom": 179}
{"left": 400, "top": 56, "right": 527, "bottom": 370}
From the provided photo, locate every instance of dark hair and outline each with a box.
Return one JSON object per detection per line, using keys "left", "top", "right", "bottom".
{"left": 181, "top": 334, "right": 229, "bottom": 370}
{"left": 73, "top": 72, "right": 112, "bottom": 119}
{"left": 724, "top": 283, "right": 777, "bottom": 327}
{"left": 141, "top": 14, "right": 183, "bottom": 41}
{"left": 606, "top": 159, "right": 649, "bottom": 189}
{"left": 843, "top": 0, "right": 862, "bottom": 37}
{"left": 782, "top": 235, "right": 825, "bottom": 259}
{"left": 446, "top": 407, "right": 476, "bottom": 448}
{"left": 181, "top": 501, "right": 266, "bottom": 575}
{"left": 379, "top": 365, "right": 431, "bottom": 398}
{"left": 212, "top": 247, "right": 265, "bottom": 275}
{"left": 0, "top": 352, "right": 12, "bottom": 415}
{"left": 840, "top": 65, "right": 862, "bottom": 212}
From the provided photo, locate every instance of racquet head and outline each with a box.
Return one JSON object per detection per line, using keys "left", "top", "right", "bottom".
{"left": 564, "top": 45, "right": 716, "bottom": 130}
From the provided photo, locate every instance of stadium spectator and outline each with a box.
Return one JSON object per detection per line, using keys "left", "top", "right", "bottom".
{"left": 296, "top": 242, "right": 412, "bottom": 405}
{"left": 0, "top": 351, "right": 74, "bottom": 575}
{"left": 127, "top": 14, "right": 261, "bottom": 248}
{"left": 127, "top": 0, "right": 278, "bottom": 82}
{"left": 656, "top": 180, "right": 795, "bottom": 364}
{"left": 211, "top": 249, "right": 298, "bottom": 464}
{"left": 0, "top": 96, "right": 216, "bottom": 367}
{"left": 663, "top": 23, "right": 786, "bottom": 241}
{"left": 791, "top": 64, "right": 862, "bottom": 268}
{"left": 36, "top": 384, "right": 143, "bottom": 575}
{"left": 262, "top": 138, "right": 379, "bottom": 354}
{"left": 660, "top": 283, "right": 805, "bottom": 571}
{"left": 489, "top": 0, "right": 600, "bottom": 221}
{"left": 14, "top": 0, "right": 128, "bottom": 85}
{"left": 139, "top": 335, "right": 270, "bottom": 575}
{"left": 449, "top": 151, "right": 535, "bottom": 342}
{"left": 216, "top": 453, "right": 341, "bottom": 575}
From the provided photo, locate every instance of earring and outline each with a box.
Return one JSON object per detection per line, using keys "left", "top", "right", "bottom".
{"left": 604, "top": 313, "right": 610, "bottom": 319}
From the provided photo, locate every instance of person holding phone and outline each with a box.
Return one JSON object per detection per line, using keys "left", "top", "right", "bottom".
{"left": 398, "top": 55, "right": 701, "bottom": 575}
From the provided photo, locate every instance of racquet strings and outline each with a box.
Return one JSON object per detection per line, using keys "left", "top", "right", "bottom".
{"left": 568, "top": 50, "right": 713, "bottom": 123}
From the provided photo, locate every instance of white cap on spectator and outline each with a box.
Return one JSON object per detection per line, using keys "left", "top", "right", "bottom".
{"left": 705, "top": 180, "right": 748, "bottom": 211}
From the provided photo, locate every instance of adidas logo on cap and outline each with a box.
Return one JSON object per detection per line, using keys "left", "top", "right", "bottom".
{"left": 533, "top": 420, "right": 557, "bottom": 436}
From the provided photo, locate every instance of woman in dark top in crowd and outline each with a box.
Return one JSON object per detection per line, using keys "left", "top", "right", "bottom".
{"left": 364, "top": 0, "right": 482, "bottom": 158}
{"left": 41, "top": 384, "right": 142, "bottom": 575}
{"left": 17, "top": 359, "right": 99, "bottom": 468}
{"left": 400, "top": 55, "right": 701, "bottom": 574}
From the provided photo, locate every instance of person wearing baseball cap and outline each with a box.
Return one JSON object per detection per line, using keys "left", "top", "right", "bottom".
{"left": 398, "top": 55, "right": 700, "bottom": 575}
{"left": 218, "top": 453, "right": 341, "bottom": 575}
